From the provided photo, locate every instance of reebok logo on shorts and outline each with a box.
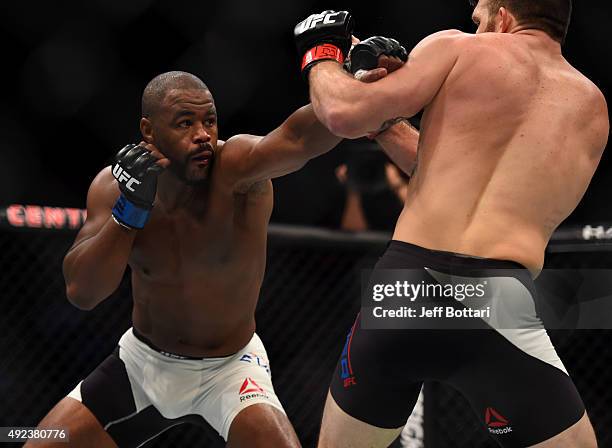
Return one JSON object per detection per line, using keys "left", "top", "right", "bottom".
{"left": 239, "top": 377, "right": 268, "bottom": 403}
{"left": 485, "top": 407, "right": 513, "bottom": 435}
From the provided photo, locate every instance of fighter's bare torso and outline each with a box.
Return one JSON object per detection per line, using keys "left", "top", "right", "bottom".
{"left": 96, "top": 141, "right": 273, "bottom": 357}
{"left": 394, "top": 31, "right": 608, "bottom": 275}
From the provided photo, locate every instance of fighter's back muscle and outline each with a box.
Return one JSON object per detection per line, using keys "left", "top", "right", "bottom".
{"left": 400, "top": 33, "right": 607, "bottom": 271}
{"left": 437, "top": 34, "right": 606, "bottom": 215}
{"left": 433, "top": 34, "right": 541, "bottom": 149}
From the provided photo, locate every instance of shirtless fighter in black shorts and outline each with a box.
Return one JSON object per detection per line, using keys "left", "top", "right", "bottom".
{"left": 294, "top": 3, "right": 608, "bottom": 447}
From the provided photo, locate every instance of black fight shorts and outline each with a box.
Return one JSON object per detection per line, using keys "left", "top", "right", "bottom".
{"left": 330, "top": 241, "right": 585, "bottom": 447}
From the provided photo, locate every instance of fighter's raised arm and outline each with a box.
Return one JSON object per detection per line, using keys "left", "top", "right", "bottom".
{"left": 218, "top": 104, "right": 342, "bottom": 191}
{"left": 63, "top": 143, "right": 170, "bottom": 310}
{"left": 294, "top": 11, "right": 465, "bottom": 138}
{"left": 345, "top": 36, "right": 419, "bottom": 174}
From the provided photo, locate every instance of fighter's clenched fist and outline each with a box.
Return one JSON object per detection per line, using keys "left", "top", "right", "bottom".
{"left": 294, "top": 10, "right": 354, "bottom": 75}
{"left": 346, "top": 36, "right": 408, "bottom": 75}
{"left": 111, "top": 143, "right": 168, "bottom": 229}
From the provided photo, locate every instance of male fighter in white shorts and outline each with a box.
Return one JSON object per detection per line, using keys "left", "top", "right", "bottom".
{"left": 26, "top": 66, "right": 417, "bottom": 448}
{"left": 23, "top": 70, "right": 344, "bottom": 448}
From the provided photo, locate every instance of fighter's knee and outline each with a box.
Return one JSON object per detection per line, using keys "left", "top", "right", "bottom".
{"left": 229, "top": 426, "right": 300, "bottom": 448}
{"left": 272, "top": 438, "right": 301, "bottom": 448}
{"left": 27, "top": 398, "right": 116, "bottom": 448}
{"left": 23, "top": 440, "right": 48, "bottom": 448}
{"left": 227, "top": 404, "right": 301, "bottom": 448}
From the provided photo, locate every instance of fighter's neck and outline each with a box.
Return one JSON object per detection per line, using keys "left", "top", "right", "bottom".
{"left": 156, "top": 173, "right": 208, "bottom": 212}
{"left": 509, "top": 28, "right": 563, "bottom": 55}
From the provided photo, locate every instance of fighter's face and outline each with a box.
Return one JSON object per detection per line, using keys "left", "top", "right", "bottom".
{"left": 152, "top": 88, "right": 218, "bottom": 185}
{"left": 472, "top": 0, "right": 498, "bottom": 34}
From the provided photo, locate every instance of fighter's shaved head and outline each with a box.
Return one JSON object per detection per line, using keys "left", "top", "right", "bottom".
{"left": 142, "top": 71, "right": 209, "bottom": 118}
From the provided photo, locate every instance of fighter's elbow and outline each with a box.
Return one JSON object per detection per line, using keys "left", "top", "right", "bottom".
{"left": 320, "top": 107, "right": 364, "bottom": 139}
{"left": 65, "top": 282, "right": 98, "bottom": 311}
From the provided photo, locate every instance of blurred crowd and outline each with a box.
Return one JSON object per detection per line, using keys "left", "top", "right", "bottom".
{"left": 272, "top": 136, "right": 410, "bottom": 233}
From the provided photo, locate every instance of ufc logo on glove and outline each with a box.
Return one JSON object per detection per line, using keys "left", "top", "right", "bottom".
{"left": 295, "top": 11, "right": 342, "bottom": 33}
{"left": 294, "top": 10, "right": 354, "bottom": 74}
{"left": 112, "top": 165, "right": 141, "bottom": 192}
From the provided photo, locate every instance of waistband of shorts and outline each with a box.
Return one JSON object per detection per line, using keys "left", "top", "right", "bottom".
{"left": 386, "top": 240, "right": 529, "bottom": 272}
{"left": 131, "top": 328, "right": 236, "bottom": 361}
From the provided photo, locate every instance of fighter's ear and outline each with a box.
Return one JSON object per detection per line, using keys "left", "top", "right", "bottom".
{"left": 140, "top": 117, "right": 154, "bottom": 143}
{"left": 498, "top": 7, "right": 513, "bottom": 33}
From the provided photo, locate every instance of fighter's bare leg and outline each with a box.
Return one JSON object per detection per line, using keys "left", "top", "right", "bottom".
{"left": 317, "top": 392, "right": 403, "bottom": 448}
{"left": 23, "top": 398, "right": 116, "bottom": 448}
{"left": 226, "top": 403, "right": 301, "bottom": 448}
{"left": 529, "top": 412, "right": 597, "bottom": 448}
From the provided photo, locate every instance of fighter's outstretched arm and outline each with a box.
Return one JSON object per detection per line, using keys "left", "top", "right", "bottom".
{"left": 219, "top": 104, "right": 343, "bottom": 190}
{"left": 308, "top": 30, "right": 465, "bottom": 139}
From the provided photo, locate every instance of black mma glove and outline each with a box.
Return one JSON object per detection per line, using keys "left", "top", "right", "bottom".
{"left": 294, "top": 10, "right": 354, "bottom": 76}
{"left": 111, "top": 144, "right": 163, "bottom": 230}
{"left": 345, "top": 36, "right": 408, "bottom": 74}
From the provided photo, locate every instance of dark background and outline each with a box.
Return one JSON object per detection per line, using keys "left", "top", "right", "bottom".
{"left": 0, "top": 0, "right": 610, "bottom": 226}
{"left": 0, "top": 3, "right": 611, "bottom": 447}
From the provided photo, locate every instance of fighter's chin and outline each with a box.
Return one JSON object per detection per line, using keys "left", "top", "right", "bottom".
{"left": 184, "top": 167, "right": 211, "bottom": 186}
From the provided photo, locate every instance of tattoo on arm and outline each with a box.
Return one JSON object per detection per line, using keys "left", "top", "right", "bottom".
{"left": 374, "top": 117, "right": 409, "bottom": 136}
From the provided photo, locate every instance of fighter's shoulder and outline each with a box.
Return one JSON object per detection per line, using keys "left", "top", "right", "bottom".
{"left": 564, "top": 63, "right": 608, "bottom": 115}
{"left": 413, "top": 29, "right": 470, "bottom": 53}
{"left": 419, "top": 29, "right": 467, "bottom": 42}
{"left": 450, "top": 33, "right": 525, "bottom": 74}
{"left": 91, "top": 166, "right": 116, "bottom": 191}
{"left": 214, "top": 136, "right": 272, "bottom": 193}
{"left": 217, "top": 135, "right": 265, "bottom": 162}
{"left": 592, "top": 86, "right": 608, "bottom": 120}
{"left": 87, "top": 166, "right": 120, "bottom": 209}
{"left": 409, "top": 30, "right": 477, "bottom": 68}
{"left": 215, "top": 134, "right": 264, "bottom": 172}
{"left": 558, "top": 66, "right": 609, "bottom": 149}
{"left": 580, "top": 78, "right": 609, "bottom": 139}
{"left": 581, "top": 77, "right": 608, "bottom": 114}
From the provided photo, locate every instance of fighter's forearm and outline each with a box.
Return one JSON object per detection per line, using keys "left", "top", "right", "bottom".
{"left": 309, "top": 62, "right": 375, "bottom": 139}
{"left": 63, "top": 218, "right": 136, "bottom": 310}
{"left": 283, "top": 104, "right": 343, "bottom": 160}
{"left": 375, "top": 121, "right": 419, "bottom": 175}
